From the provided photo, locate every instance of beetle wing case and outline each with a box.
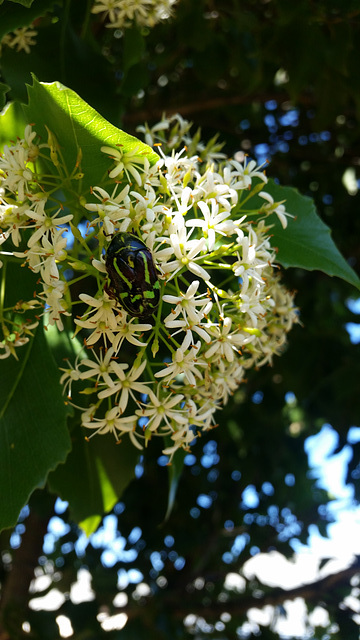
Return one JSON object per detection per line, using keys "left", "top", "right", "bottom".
{"left": 105, "top": 232, "right": 160, "bottom": 319}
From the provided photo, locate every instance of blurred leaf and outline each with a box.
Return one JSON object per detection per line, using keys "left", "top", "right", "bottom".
{"left": 319, "top": 557, "right": 332, "bottom": 571}
{"left": 248, "top": 180, "right": 360, "bottom": 290}
{"left": 0, "top": 81, "right": 10, "bottom": 110}
{"left": 48, "top": 425, "right": 139, "bottom": 535}
{"left": 122, "top": 26, "right": 146, "bottom": 74}
{"left": 0, "top": 0, "right": 57, "bottom": 40}
{"left": 164, "top": 446, "right": 187, "bottom": 522}
{"left": 1, "top": 0, "right": 35, "bottom": 6}
{"left": 120, "top": 61, "right": 150, "bottom": 98}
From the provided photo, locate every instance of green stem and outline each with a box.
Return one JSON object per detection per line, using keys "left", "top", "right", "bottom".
{"left": 80, "top": 0, "right": 93, "bottom": 39}
{"left": 59, "top": 0, "right": 72, "bottom": 83}
{"left": 158, "top": 322, "right": 180, "bottom": 352}
{"left": 0, "top": 260, "right": 6, "bottom": 316}
{"left": 235, "top": 179, "right": 266, "bottom": 210}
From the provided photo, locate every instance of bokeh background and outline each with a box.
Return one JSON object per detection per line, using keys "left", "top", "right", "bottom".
{"left": 1, "top": 1, "right": 360, "bottom": 638}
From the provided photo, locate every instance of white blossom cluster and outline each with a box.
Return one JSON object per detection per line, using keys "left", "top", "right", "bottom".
{"left": 91, "top": 0, "right": 177, "bottom": 29}
{"left": 0, "top": 125, "right": 70, "bottom": 358}
{"left": 0, "top": 115, "right": 298, "bottom": 457}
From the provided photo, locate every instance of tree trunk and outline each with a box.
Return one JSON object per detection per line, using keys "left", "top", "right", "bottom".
{"left": 0, "top": 493, "right": 54, "bottom": 639}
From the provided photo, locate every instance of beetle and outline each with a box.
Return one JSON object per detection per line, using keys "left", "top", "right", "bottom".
{"left": 105, "top": 232, "right": 160, "bottom": 319}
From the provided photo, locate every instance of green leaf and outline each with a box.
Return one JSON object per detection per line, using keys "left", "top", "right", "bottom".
{"left": 0, "top": 320, "right": 71, "bottom": 531}
{"left": 0, "top": 261, "right": 71, "bottom": 531}
{"left": 0, "top": 100, "right": 27, "bottom": 151}
{"left": 23, "top": 76, "right": 159, "bottom": 196}
{"left": 248, "top": 179, "right": 360, "bottom": 290}
{"left": 48, "top": 426, "right": 139, "bottom": 536}
{"left": 164, "top": 441, "right": 186, "bottom": 522}
{"left": 0, "top": 81, "right": 10, "bottom": 110}
{"left": 44, "top": 326, "right": 139, "bottom": 536}
{"left": 0, "top": 0, "right": 57, "bottom": 41}
{"left": 123, "top": 26, "right": 146, "bottom": 73}
{"left": 43, "top": 321, "right": 83, "bottom": 369}
{"left": 1, "top": 0, "right": 35, "bottom": 6}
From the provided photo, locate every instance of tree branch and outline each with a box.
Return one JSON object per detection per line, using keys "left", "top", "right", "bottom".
{"left": 167, "top": 557, "right": 360, "bottom": 619}
{"left": 0, "top": 495, "right": 54, "bottom": 639}
{"left": 122, "top": 91, "right": 315, "bottom": 126}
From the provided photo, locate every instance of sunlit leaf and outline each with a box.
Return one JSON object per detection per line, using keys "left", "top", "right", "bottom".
{"left": 48, "top": 426, "right": 139, "bottom": 535}
{"left": 248, "top": 180, "right": 360, "bottom": 290}
{"left": 0, "top": 100, "right": 26, "bottom": 150}
{"left": 24, "top": 76, "right": 159, "bottom": 196}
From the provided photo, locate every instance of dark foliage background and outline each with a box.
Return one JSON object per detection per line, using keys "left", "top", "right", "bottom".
{"left": 1, "top": 1, "right": 360, "bottom": 638}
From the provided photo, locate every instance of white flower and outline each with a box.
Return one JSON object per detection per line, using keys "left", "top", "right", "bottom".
{"left": 85, "top": 184, "right": 131, "bottom": 235}
{"left": 210, "top": 359, "right": 245, "bottom": 404}
{"left": 155, "top": 113, "right": 193, "bottom": 148}
{"left": 136, "top": 118, "right": 173, "bottom": 147}
{"left": 82, "top": 405, "right": 139, "bottom": 445}
{"left": 78, "top": 347, "right": 117, "bottom": 388}
{"left": 258, "top": 191, "right": 292, "bottom": 229}
{"left": 164, "top": 280, "right": 213, "bottom": 343}
{"left": 97, "top": 359, "right": 152, "bottom": 414}
{"left": 158, "top": 148, "right": 198, "bottom": 193}
{"left": 236, "top": 290, "right": 267, "bottom": 328}
{"left": 40, "top": 278, "right": 69, "bottom": 331}
{"left": 91, "top": 0, "right": 121, "bottom": 22}
{"left": 163, "top": 280, "right": 212, "bottom": 323}
{"left": 75, "top": 293, "right": 120, "bottom": 347}
{"left": 0, "top": 144, "right": 33, "bottom": 200}
{"left": 19, "top": 228, "right": 68, "bottom": 277}
{"left": 4, "top": 26, "right": 37, "bottom": 53}
{"left": 169, "top": 185, "right": 194, "bottom": 218}
{"left": 226, "top": 157, "right": 268, "bottom": 190}
{"left": 232, "top": 227, "right": 273, "bottom": 303}
{"left": 205, "top": 317, "right": 255, "bottom": 363}
{"left": 166, "top": 321, "right": 212, "bottom": 345}
{"left": 19, "top": 125, "right": 48, "bottom": 162}
{"left": 0, "top": 202, "right": 30, "bottom": 246}
{"left": 59, "top": 357, "right": 83, "bottom": 398}
{"left": 0, "top": 342, "right": 11, "bottom": 360}
{"left": 162, "top": 421, "right": 199, "bottom": 460}
{"left": 155, "top": 333, "right": 206, "bottom": 386}
{"left": 130, "top": 185, "right": 166, "bottom": 225}
{"left": 185, "top": 398, "right": 218, "bottom": 430}
{"left": 26, "top": 203, "right": 73, "bottom": 248}
{"left": 0, "top": 317, "right": 38, "bottom": 360}
{"left": 192, "top": 167, "right": 237, "bottom": 210}
{"left": 186, "top": 199, "right": 234, "bottom": 251}
{"left": 161, "top": 230, "right": 210, "bottom": 282}
{"left": 136, "top": 388, "right": 187, "bottom": 432}
{"left": 113, "top": 315, "right": 153, "bottom": 352}
{"left": 101, "top": 145, "right": 149, "bottom": 186}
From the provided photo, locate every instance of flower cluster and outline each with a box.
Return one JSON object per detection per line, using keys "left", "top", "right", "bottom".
{"left": 0, "top": 114, "right": 298, "bottom": 458}
{"left": 91, "top": 0, "right": 177, "bottom": 29}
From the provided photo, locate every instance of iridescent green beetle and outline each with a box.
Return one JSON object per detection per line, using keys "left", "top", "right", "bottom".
{"left": 105, "top": 232, "right": 160, "bottom": 319}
